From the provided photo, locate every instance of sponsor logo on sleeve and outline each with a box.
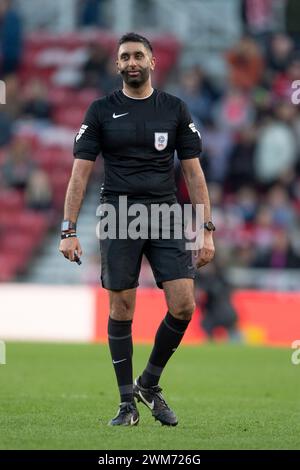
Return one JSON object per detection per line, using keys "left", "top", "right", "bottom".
{"left": 189, "top": 122, "right": 201, "bottom": 138}
{"left": 75, "top": 124, "right": 88, "bottom": 142}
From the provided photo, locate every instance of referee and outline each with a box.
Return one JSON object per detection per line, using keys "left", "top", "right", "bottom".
{"left": 59, "top": 33, "right": 215, "bottom": 426}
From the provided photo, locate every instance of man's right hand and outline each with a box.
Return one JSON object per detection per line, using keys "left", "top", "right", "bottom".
{"left": 59, "top": 236, "right": 82, "bottom": 262}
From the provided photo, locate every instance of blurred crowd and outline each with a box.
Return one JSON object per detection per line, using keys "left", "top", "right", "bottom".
{"left": 0, "top": 1, "right": 51, "bottom": 212}
{"left": 1, "top": 0, "right": 300, "bottom": 286}
{"left": 174, "top": 30, "right": 300, "bottom": 271}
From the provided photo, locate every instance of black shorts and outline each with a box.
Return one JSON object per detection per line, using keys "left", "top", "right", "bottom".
{"left": 99, "top": 197, "right": 195, "bottom": 290}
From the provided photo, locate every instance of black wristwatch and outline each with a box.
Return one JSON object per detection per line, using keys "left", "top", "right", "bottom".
{"left": 203, "top": 221, "right": 216, "bottom": 232}
{"left": 61, "top": 220, "right": 77, "bottom": 232}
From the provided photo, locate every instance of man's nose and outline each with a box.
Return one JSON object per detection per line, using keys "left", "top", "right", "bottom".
{"left": 128, "top": 56, "right": 137, "bottom": 68}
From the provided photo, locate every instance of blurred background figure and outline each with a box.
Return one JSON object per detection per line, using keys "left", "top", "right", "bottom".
{"left": 2, "top": 137, "right": 35, "bottom": 190}
{"left": 241, "top": 0, "right": 276, "bottom": 39}
{"left": 226, "top": 36, "right": 264, "bottom": 92}
{"left": 175, "top": 66, "right": 219, "bottom": 125}
{"left": 21, "top": 79, "right": 52, "bottom": 121}
{"left": 80, "top": 42, "right": 109, "bottom": 89}
{"left": 195, "top": 258, "right": 242, "bottom": 343}
{"left": 252, "top": 229, "right": 300, "bottom": 269}
{"left": 77, "top": 0, "right": 105, "bottom": 28}
{"left": 25, "top": 168, "right": 53, "bottom": 211}
{"left": 0, "top": 0, "right": 23, "bottom": 76}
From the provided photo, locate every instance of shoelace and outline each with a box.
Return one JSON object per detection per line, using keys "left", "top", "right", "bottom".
{"left": 120, "top": 403, "right": 135, "bottom": 414}
{"left": 148, "top": 386, "right": 169, "bottom": 408}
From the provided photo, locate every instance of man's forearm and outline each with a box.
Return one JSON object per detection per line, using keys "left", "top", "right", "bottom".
{"left": 183, "top": 166, "right": 211, "bottom": 223}
{"left": 63, "top": 175, "right": 86, "bottom": 223}
{"left": 181, "top": 159, "right": 215, "bottom": 266}
{"left": 63, "top": 160, "right": 94, "bottom": 223}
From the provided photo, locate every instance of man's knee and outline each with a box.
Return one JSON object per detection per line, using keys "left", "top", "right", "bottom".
{"left": 170, "top": 300, "right": 196, "bottom": 321}
{"left": 110, "top": 292, "right": 135, "bottom": 321}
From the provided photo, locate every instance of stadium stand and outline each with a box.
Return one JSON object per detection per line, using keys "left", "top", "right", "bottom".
{"left": 1, "top": 1, "right": 300, "bottom": 290}
{"left": 0, "top": 28, "right": 181, "bottom": 281}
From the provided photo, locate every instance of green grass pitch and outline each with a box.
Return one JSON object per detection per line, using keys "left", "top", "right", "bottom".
{"left": 0, "top": 342, "right": 299, "bottom": 450}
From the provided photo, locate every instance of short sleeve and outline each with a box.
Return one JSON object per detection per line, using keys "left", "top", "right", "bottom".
{"left": 73, "top": 101, "right": 102, "bottom": 161}
{"left": 176, "top": 100, "right": 202, "bottom": 160}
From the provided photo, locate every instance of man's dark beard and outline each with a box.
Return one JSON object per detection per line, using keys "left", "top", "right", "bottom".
{"left": 121, "top": 67, "right": 150, "bottom": 88}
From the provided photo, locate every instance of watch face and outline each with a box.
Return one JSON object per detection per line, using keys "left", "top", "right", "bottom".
{"left": 205, "top": 221, "right": 215, "bottom": 231}
{"left": 61, "top": 220, "right": 76, "bottom": 232}
{"left": 61, "top": 221, "right": 69, "bottom": 232}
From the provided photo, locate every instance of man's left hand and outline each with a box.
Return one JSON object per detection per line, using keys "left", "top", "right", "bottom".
{"left": 195, "top": 234, "right": 215, "bottom": 268}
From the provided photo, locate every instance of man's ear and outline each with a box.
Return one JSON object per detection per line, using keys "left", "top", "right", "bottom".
{"left": 150, "top": 56, "right": 156, "bottom": 71}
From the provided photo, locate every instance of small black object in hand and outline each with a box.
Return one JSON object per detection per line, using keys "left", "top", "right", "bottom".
{"left": 74, "top": 255, "right": 82, "bottom": 265}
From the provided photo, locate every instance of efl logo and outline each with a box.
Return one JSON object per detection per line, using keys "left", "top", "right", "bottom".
{"left": 0, "top": 80, "right": 6, "bottom": 104}
{"left": 291, "top": 80, "right": 300, "bottom": 105}
{"left": 0, "top": 340, "right": 6, "bottom": 365}
{"left": 291, "top": 340, "right": 300, "bottom": 365}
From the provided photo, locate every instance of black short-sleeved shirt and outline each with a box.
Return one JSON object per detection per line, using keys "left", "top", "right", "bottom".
{"left": 73, "top": 88, "right": 202, "bottom": 200}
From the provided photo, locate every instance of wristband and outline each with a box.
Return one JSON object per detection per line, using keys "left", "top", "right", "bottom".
{"left": 61, "top": 232, "right": 77, "bottom": 240}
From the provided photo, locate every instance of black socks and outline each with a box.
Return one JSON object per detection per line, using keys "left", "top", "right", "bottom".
{"left": 141, "top": 312, "right": 190, "bottom": 388}
{"left": 108, "top": 317, "right": 133, "bottom": 403}
{"left": 108, "top": 312, "right": 190, "bottom": 400}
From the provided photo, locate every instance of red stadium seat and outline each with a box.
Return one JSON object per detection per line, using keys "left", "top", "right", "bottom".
{"left": 0, "top": 190, "right": 24, "bottom": 215}
{"left": 77, "top": 88, "right": 100, "bottom": 106}
{"left": 53, "top": 106, "right": 86, "bottom": 129}
{"left": 0, "top": 253, "right": 24, "bottom": 281}
{"left": 48, "top": 87, "right": 76, "bottom": 107}
{"left": 2, "top": 232, "right": 36, "bottom": 260}
{"left": 15, "top": 212, "right": 48, "bottom": 239}
{"left": 2, "top": 211, "right": 48, "bottom": 240}
{"left": 32, "top": 148, "right": 72, "bottom": 174}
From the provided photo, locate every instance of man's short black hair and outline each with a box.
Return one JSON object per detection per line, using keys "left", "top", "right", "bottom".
{"left": 118, "top": 32, "right": 153, "bottom": 54}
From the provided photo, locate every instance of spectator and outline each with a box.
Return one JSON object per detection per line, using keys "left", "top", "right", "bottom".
{"left": 266, "top": 33, "right": 294, "bottom": 74}
{"left": 2, "top": 137, "right": 35, "bottom": 190}
{"left": 254, "top": 104, "right": 297, "bottom": 186}
{"left": 226, "top": 126, "right": 257, "bottom": 190}
{"left": 267, "top": 185, "right": 295, "bottom": 228}
{"left": 285, "top": 0, "right": 300, "bottom": 47}
{"left": 234, "top": 243, "right": 256, "bottom": 268}
{"left": 252, "top": 230, "right": 300, "bottom": 268}
{"left": 0, "top": 110, "right": 12, "bottom": 146}
{"left": 226, "top": 36, "right": 264, "bottom": 91}
{"left": 25, "top": 168, "right": 52, "bottom": 211}
{"left": 252, "top": 205, "right": 275, "bottom": 252}
{"left": 202, "top": 119, "right": 233, "bottom": 184}
{"left": 176, "top": 66, "right": 216, "bottom": 124}
{"left": 81, "top": 42, "right": 109, "bottom": 89}
{"left": 99, "top": 57, "right": 122, "bottom": 94}
{"left": 195, "top": 259, "right": 242, "bottom": 342}
{"left": 3, "top": 73, "right": 22, "bottom": 119}
{"left": 216, "top": 88, "right": 254, "bottom": 131}
{"left": 0, "top": 0, "right": 23, "bottom": 76}
{"left": 232, "top": 186, "right": 258, "bottom": 223}
{"left": 272, "top": 53, "right": 300, "bottom": 100}
{"left": 241, "top": 0, "right": 275, "bottom": 37}
{"left": 77, "top": 0, "right": 104, "bottom": 27}
{"left": 22, "top": 79, "right": 52, "bottom": 121}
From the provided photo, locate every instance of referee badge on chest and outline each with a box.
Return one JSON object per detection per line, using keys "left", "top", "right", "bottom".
{"left": 154, "top": 132, "right": 168, "bottom": 151}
